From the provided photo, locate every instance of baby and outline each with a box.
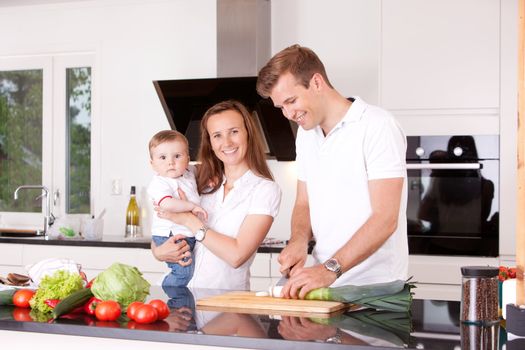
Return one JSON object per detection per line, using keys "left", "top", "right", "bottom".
{"left": 147, "top": 130, "right": 206, "bottom": 287}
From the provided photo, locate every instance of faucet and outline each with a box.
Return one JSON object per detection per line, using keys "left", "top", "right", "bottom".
{"left": 14, "top": 185, "right": 55, "bottom": 238}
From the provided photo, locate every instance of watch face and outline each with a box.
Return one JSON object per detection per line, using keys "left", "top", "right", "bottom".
{"left": 325, "top": 259, "right": 339, "bottom": 271}
{"left": 195, "top": 229, "right": 204, "bottom": 241}
{"left": 195, "top": 226, "right": 207, "bottom": 241}
{"left": 324, "top": 258, "right": 341, "bottom": 277}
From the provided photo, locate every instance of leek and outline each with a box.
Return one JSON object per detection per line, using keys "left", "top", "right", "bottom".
{"left": 310, "top": 310, "right": 413, "bottom": 346}
{"left": 305, "top": 280, "right": 415, "bottom": 312}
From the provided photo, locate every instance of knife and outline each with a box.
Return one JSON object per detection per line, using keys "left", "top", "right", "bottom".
{"left": 270, "top": 268, "right": 291, "bottom": 297}
{"left": 275, "top": 275, "right": 289, "bottom": 286}
{"left": 276, "top": 267, "right": 290, "bottom": 286}
{"left": 255, "top": 269, "right": 290, "bottom": 297}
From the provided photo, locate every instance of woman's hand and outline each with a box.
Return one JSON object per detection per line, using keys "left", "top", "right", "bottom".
{"left": 165, "top": 307, "right": 193, "bottom": 332}
{"left": 151, "top": 235, "right": 192, "bottom": 266}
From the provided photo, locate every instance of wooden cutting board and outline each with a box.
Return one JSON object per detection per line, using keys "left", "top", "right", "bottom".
{"left": 196, "top": 291, "right": 348, "bottom": 316}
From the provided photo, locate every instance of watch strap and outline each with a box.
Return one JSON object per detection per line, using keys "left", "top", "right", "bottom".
{"left": 195, "top": 226, "right": 208, "bottom": 242}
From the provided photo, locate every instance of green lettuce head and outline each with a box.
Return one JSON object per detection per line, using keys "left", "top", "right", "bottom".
{"left": 91, "top": 262, "right": 150, "bottom": 310}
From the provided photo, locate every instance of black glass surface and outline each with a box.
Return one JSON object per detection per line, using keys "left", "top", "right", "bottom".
{"left": 153, "top": 77, "right": 296, "bottom": 161}
{"left": 406, "top": 135, "right": 499, "bottom": 256}
{"left": 1, "top": 286, "right": 505, "bottom": 349}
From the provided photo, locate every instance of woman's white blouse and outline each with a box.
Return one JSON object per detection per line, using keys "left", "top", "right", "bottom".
{"left": 187, "top": 170, "right": 281, "bottom": 290}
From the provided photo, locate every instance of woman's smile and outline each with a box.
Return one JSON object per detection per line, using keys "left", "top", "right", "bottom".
{"left": 207, "top": 110, "right": 248, "bottom": 168}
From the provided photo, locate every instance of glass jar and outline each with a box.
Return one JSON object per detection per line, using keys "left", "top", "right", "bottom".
{"left": 460, "top": 323, "right": 499, "bottom": 350}
{"left": 460, "top": 266, "right": 499, "bottom": 325}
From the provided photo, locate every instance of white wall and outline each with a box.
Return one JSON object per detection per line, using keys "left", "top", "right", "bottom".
{"left": 0, "top": 0, "right": 518, "bottom": 250}
{"left": 269, "top": 0, "right": 382, "bottom": 241}
{"left": 0, "top": 0, "right": 218, "bottom": 238}
{"left": 271, "top": 0, "right": 518, "bottom": 255}
{"left": 271, "top": 0, "right": 381, "bottom": 105}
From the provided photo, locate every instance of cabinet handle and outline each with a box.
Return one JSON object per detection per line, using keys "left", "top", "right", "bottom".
{"left": 406, "top": 163, "right": 482, "bottom": 170}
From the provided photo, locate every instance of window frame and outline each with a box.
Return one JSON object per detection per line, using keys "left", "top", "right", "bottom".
{"left": 53, "top": 54, "right": 97, "bottom": 219}
{"left": 0, "top": 53, "right": 97, "bottom": 228}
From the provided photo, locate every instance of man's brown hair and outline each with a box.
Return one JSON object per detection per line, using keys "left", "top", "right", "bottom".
{"left": 256, "top": 44, "right": 333, "bottom": 98}
{"left": 148, "top": 130, "right": 188, "bottom": 158}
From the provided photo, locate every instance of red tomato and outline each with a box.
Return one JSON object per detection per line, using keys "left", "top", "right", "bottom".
{"left": 95, "top": 300, "right": 121, "bottom": 321}
{"left": 95, "top": 320, "right": 121, "bottom": 328}
{"left": 134, "top": 304, "right": 158, "bottom": 324}
{"left": 12, "top": 289, "right": 35, "bottom": 308}
{"left": 148, "top": 299, "right": 170, "bottom": 320}
{"left": 127, "top": 320, "right": 169, "bottom": 331}
{"left": 154, "top": 320, "right": 171, "bottom": 331}
{"left": 12, "top": 307, "right": 33, "bottom": 322}
{"left": 126, "top": 301, "right": 144, "bottom": 321}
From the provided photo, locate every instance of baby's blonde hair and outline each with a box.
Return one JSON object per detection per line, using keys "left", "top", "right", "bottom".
{"left": 148, "top": 130, "right": 189, "bottom": 159}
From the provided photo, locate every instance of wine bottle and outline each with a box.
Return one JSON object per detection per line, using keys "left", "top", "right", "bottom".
{"left": 125, "top": 186, "right": 141, "bottom": 238}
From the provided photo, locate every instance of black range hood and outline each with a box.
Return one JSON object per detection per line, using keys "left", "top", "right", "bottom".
{"left": 153, "top": 76, "right": 296, "bottom": 161}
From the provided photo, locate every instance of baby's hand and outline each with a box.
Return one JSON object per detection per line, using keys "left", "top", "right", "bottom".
{"left": 192, "top": 206, "right": 208, "bottom": 222}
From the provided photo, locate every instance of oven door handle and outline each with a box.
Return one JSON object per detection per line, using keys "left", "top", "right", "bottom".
{"left": 406, "top": 163, "right": 482, "bottom": 170}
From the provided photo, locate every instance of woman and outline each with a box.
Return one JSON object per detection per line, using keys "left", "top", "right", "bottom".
{"left": 151, "top": 100, "right": 281, "bottom": 290}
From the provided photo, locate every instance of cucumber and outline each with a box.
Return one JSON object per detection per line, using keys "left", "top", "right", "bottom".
{"left": 52, "top": 288, "right": 93, "bottom": 319}
{"left": 0, "top": 289, "right": 16, "bottom": 305}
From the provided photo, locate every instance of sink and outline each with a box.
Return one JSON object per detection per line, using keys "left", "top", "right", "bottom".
{"left": 0, "top": 228, "right": 44, "bottom": 238}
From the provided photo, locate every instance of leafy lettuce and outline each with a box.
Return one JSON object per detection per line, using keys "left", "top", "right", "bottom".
{"left": 29, "top": 270, "right": 84, "bottom": 313}
{"left": 91, "top": 262, "right": 150, "bottom": 310}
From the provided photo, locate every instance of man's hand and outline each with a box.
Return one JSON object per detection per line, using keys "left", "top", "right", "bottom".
{"left": 281, "top": 264, "right": 336, "bottom": 299}
{"left": 278, "top": 316, "right": 367, "bottom": 345}
{"left": 277, "top": 316, "right": 337, "bottom": 341}
{"left": 278, "top": 240, "right": 308, "bottom": 276}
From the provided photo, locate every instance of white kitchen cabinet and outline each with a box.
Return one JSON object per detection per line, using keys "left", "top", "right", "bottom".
{"left": 408, "top": 255, "right": 499, "bottom": 301}
{"left": 0, "top": 244, "right": 502, "bottom": 302}
{"left": 249, "top": 253, "right": 271, "bottom": 291}
{"left": 381, "top": 0, "right": 500, "bottom": 112}
{"left": 0, "top": 243, "right": 165, "bottom": 286}
{"left": 0, "top": 244, "right": 24, "bottom": 276}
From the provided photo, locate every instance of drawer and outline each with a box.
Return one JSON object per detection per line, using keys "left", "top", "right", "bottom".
{"left": 408, "top": 255, "right": 498, "bottom": 285}
{"left": 250, "top": 253, "right": 270, "bottom": 277}
{"left": 0, "top": 244, "right": 23, "bottom": 266}
{"left": 22, "top": 245, "right": 140, "bottom": 270}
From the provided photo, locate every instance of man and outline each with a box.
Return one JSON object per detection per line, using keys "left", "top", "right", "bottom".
{"left": 256, "top": 44, "right": 408, "bottom": 299}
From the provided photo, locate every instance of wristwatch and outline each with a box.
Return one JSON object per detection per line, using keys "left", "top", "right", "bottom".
{"left": 195, "top": 226, "right": 208, "bottom": 242}
{"left": 323, "top": 258, "right": 342, "bottom": 278}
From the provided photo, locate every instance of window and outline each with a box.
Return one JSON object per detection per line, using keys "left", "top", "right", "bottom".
{"left": 66, "top": 67, "right": 91, "bottom": 214}
{"left": 0, "top": 54, "right": 94, "bottom": 228}
{"left": 0, "top": 68, "right": 44, "bottom": 213}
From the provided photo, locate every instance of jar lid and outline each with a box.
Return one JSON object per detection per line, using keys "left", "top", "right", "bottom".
{"left": 461, "top": 266, "right": 498, "bottom": 278}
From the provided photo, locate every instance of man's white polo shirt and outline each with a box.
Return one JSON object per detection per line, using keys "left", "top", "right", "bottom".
{"left": 296, "top": 96, "right": 408, "bottom": 286}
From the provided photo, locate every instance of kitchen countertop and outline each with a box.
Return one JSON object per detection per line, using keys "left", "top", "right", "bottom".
{"left": 0, "top": 286, "right": 493, "bottom": 349}
{"left": 0, "top": 236, "right": 288, "bottom": 253}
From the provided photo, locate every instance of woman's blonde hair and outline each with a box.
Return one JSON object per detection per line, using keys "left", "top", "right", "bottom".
{"left": 196, "top": 100, "right": 273, "bottom": 194}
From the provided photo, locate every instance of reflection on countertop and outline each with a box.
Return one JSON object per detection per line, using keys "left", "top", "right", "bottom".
{"left": 0, "top": 286, "right": 477, "bottom": 350}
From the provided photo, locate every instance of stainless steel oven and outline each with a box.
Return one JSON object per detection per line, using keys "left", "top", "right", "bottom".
{"left": 406, "top": 135, "right": 499, "bottom": 256}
